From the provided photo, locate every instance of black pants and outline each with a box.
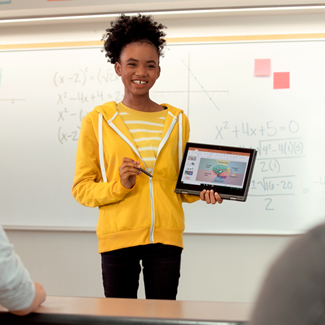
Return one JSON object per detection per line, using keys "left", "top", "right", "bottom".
{"left": 101, "top": 244, "right": 182, "bottom": 300}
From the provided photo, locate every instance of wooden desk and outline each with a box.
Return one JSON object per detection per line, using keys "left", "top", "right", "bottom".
{"left": 0, "top": 296, "right": 253, "bottom": 324}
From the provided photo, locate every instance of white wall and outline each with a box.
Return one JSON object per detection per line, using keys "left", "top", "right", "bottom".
{"left": 1, "top": 6, "right": 325, "bottom": 302}
{"left": 5, "top": 229, "right": 293, "bottom": 302}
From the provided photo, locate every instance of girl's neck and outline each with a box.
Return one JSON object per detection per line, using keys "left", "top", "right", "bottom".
{"left": 121, "top": 96, "right": 162, "bottom": 112}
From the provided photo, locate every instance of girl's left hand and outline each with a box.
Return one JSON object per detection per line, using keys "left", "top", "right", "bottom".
{"left": 200, "top": 190, "right": 223, "bottom": 205}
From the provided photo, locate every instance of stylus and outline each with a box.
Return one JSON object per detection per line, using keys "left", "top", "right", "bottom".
{"left": 139, "top": 167, "right": 153, "bottom": 178}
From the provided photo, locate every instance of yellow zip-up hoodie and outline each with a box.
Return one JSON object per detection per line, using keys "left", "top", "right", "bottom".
{"left": 72, "top": 101, "right": 199, "bottom": 253}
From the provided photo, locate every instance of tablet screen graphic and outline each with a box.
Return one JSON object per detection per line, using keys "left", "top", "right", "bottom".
{"left": 183, "top": 148, "right": 249, "bottom": 188}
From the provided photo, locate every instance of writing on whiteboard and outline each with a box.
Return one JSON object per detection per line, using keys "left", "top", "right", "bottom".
{"left": 54, "top": 67, "right": 123, "bottom": 144}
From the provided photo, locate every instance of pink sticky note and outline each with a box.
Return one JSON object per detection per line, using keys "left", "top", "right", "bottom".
{"left": 274, "top": 72, "right": 290, "bottom": 89}
{"left": 254, "top": 59, "right": 271, "bottom": 76}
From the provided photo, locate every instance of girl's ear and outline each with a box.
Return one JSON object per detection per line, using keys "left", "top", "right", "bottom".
{"left": 115, "top": 62, "right": 121, "bottom": 76}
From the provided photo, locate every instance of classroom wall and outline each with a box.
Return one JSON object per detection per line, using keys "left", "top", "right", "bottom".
{"left": 6, "top": 230, "right": 292, "bottom": 302}
{"left": 2, "top": 4, "right": 325, "bottom": 302}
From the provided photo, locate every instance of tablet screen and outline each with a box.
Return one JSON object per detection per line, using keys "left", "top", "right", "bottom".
{"left": 175, "top": 142, "right": 257, "bottom": 201}
{"left": 181, "top": 147, "right": 250, "bottom": 189}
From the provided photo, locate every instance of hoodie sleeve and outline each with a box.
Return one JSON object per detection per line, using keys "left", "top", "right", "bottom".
{"left": 72, "top": 113, "right": 132, "bottom": 208}
{"left": 179, "top": 113, "right": 200, "bottom": 204}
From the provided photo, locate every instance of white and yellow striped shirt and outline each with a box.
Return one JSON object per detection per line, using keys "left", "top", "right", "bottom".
{"left": 117, "top": 102, "right": 167, "bottom": 173}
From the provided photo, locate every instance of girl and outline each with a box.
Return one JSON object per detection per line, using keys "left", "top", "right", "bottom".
{"left": 72, "top": 14, "right": 222, "bottom": 300}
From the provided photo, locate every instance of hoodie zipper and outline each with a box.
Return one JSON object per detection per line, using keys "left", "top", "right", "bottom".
{"left": 149, "top": 177, "right": 155, "bottom": 243}
{"left": 148, "top": 111, "right": 178, "bottom": 243}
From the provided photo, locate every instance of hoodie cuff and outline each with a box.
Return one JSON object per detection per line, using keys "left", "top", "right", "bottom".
{"left": 113, "top": 179, "right": 137, "bottom": 197}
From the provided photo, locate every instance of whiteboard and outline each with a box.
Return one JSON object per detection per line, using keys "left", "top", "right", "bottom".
{"left": 1, "top": 39, "right": 325, "bottom": 234}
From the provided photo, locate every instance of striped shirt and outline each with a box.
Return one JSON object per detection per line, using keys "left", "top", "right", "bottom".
{"left": 117, "top": 102, "right": 167, "bottom": 173}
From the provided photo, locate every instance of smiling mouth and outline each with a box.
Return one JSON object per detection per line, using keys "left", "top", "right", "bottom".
{"left": 132, "top": 80, "right": 148, "bottom": 85}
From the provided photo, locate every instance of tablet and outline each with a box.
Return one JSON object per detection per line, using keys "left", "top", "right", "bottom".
{"left": 175, "top": 142, "right": 257, "bottom": 202}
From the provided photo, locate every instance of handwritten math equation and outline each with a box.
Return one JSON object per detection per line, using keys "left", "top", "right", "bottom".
{"left": 53, "top": 68, "right": 118, "bottom": 87}
{"left": 54, "top": 67, "right": 123, "bottom": 145}
{"left": 215, "top": 120, "right": 300, "bottom": 140}
{"left": 215, "top": 120, "right": 322, "bottom": 211}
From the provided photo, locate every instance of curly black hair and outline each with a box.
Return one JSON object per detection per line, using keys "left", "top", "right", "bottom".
{"left": 102, "top": 14, "right": 167, "bottom": 64}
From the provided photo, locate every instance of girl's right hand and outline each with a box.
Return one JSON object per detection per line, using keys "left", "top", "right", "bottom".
{"left": 119, "top": 157, "right": 141, "bottom": 189}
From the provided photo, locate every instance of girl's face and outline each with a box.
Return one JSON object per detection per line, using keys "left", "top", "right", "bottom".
{"left": 115, "top": 42, "right": 161, "bottom": 99}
